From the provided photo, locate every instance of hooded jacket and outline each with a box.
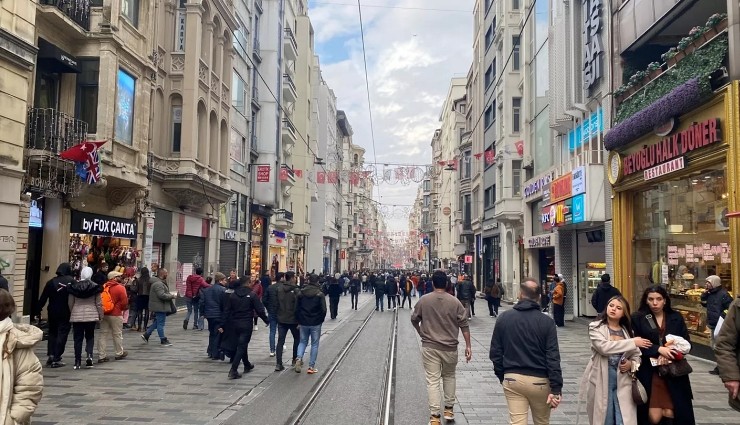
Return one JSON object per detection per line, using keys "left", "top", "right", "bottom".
{"left": 185, "top": 274, "right": 209, "bottom": 299}
{"left": 68, "top": 279, "right": 103, "bottom": 323}
{"left": 296, "top": 284, "right": 327, "bottom": 326}
{"left": 37, "top": 263, "right": 74, "bottom": 320}
{"left": 276, "top": 281, "right": 299, "bottom": 324}
{"left": 223, "top": 286, "right": 267, "bottom": 330}
{"left": 385, "top": 277, "right": 398, "bottom": 296}
{"left": 0, "top": 321, "right": 43, "bottom": 425}
{"left": 590, "top": 282, "right": 622, "bottom": 314}
{"left": 702, "top": 285, "right": 733, "bottom": 328}
{"left": 490, "top": 299, "right": 563, "bottom": 394}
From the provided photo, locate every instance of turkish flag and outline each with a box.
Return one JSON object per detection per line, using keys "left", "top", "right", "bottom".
{"left": 474, "top": 152, "right": 483, "bottom": 159}
{"left": 328, "top": 172, "right": 338, "bottom": 184}
{"left": 485, "top": 150, "right": 495, "bottom": 165}
{"left": 515, "top": 140, "right": 524, "bottom": 156}
{"left": 317, "top": 171, "right": 326, "bottom": 184}
{"left": 60, "top": 140, "right": 107, "bottom": 162}
{"left": 295, "top": 169, "right": 303, "bottom": 178}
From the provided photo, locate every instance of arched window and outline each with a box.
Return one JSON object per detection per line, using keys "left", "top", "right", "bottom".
{"left": 169, "top": 93, "right": 183, "bottom": 153}
{"left": 200, "top": 2, "right": 211, "bottom": 62}
{"left": 211, "top": 16, "right": 222, "bottom": 78}
{"left": 220, "top": 120, "right": 229, "bottom": 173}
{"left": 197, "top": 102, "right": 208, "bottom": 163}
{"left": 209, "top": 111, "right": 219, "bottom": 170}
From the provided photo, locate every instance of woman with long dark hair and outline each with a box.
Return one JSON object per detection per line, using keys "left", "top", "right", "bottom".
{"left": 631, "top": 286, "right": 695, "bottom": 424}
{"left": 580, "top": 296, "right": 650, "bottom": 425}
{"left": 136, "top": 268, "right": 151, "bottom": 332}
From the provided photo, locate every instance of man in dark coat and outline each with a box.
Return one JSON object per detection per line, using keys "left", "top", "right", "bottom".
{"left": 327, "top": 274, "right": 343, "bottom": 319}
{"left": 201, "top": 272, "right": 228, "bottom": 360}
{"left": 385, "top": 275, "right": 398, "bottom": 311}
{"left": 703, "top": 274, "right": 733, "bottom": 374}
{"left": 349, "top": 273, "right": 361, "bottom": 310}
{"left": 374, "top": 275, "right": 386, "bottom": 311}
{"left": 91, "top": 262, "right": 108, "bottom": 286}
{"left": 37, "top": 263, "right": 75, "bottom": 367}
{"left": 590, "top": 273, "right": 621, "bottom": 315}
{"left": 275, "top": 271, "right": 300, "bottom": 371}
{"left": 219, "top": 276, "right": 267, "bottom": 379}
{"left": 262, "top": 272, "right": 283, "bottom": 357}
{"left": 294, "top": 274, "right": 327, "bottom": 374}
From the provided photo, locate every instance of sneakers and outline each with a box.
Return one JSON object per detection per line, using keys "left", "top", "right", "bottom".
{"left": 709, "top": 366, "right": 720, "bottom": 375}
{"left": 85, "top": 355, "right": 94, "bottom": 368}
{"left": 50, "top": 361, "right": 65, "bottom": 368}
{"left": 97, "top": 357, "right": 109, "bottom": 364}
{"left": 443, "top": 407, "right": 455, "bottom": 421}
{"left": 228, "top": 369, "right": 242, "bottom": 380}
{"left": 307, "top": 367, "right": 318, "bottom": 374}
{"left": 114, "top": 351, "right": 128, "bottom": 360}
{"left": 141, "top": 333, "right": 150, "bottom": 343}
{"left": 269, "top": 351, "right": 276, "bottom": 357}
{"left": 161, "top": 339, "right": 173, "bottom": 346}
{"left": 429, "top": 414, "right": 441, "bottom": 425}
{"left": 275, "top": 364, "right": 285, "bottom": 372}
{"left": 294, "top": 358, "right": 303, "bottom": 373}
{"left": 253, "top": 325, "right": 258, "bottom": 331}
{"left": 73, "top": 362, "right": 81, "bottom": 370}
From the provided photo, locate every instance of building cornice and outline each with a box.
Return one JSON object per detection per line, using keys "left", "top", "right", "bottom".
{"left": 0, "top": 28, "right": 37, "bottom": 69}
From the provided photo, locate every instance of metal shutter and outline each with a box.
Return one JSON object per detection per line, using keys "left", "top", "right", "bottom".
{"left": 219, "top": 240, "right": 237, "bottom": 274}
{"left": 177, "top": 235, "right": 206, "bottom": 268}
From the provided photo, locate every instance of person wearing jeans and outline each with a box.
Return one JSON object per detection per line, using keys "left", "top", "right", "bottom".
{"left": 184, "top": 267, "right": 210, "bottom": 330}
{"left": 142, "top": 268, "right": 176, "bottom": 346}
{"left": 67, "top": 267, "right": 103, "bottom": 369}
{"left": 373, "top": 276, "right": 386, "bottom": 311}
{"left": 263, "top": 273, "right": 284, "bottom": 356}
{"left": 201, "top": 272, "right": 228, "bottom": 359}
{"left": 275, "top": 272, "right": 300, "bottom": 371}
{"left": 295, "top": 274, "right": 327, "bottom": 374}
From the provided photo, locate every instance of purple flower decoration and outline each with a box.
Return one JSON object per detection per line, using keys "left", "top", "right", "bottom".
{"left": 605, "top": 78, "right": 710, "bottom": 151}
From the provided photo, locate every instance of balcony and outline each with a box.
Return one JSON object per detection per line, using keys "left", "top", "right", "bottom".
{"left": 251, "top": 85, "right": 260, "bottom": 109}
{"left": 274, "top": 210, "right": 294, "bottom": 230}
{"left": 26, "top": 108, "right": 88, "bottom": 154}
{"left": 38, "top": 0, "right": 91, "bottom": 32}
{"left": 282, "top": 118, "right": 296, "bottom": 147}
{"left": 148, "top": 154, "right": 231, "bottom": 208}
{"left": 282, "top": 74, "right": 297, "bottom": 102}
{"left": 460, "top": 220, "right": 473, "bottom": 236}
{"left": 252, "top": 38, "right": 262, "bottom": 63}
{"left": 284, "top": 27, "right": 298, "bottom": 61}
{"left": 280, "top": 164, "right": 296, "bottom": 187}
{"left": 254, "top": 0, "right": 263, "bottom": 12}
{"left": 493, "top": 198, "right": 524, "bottom": 223}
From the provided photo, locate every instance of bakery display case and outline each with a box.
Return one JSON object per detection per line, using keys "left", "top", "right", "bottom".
{"left": 671, "top": 295, "right": 710, "bottom": 346}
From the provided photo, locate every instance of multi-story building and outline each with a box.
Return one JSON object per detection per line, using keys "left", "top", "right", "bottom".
{"left": 0, "top": 0, "right": 36, "bottom": 314}
{"left": 607, "top": 0, "right": 737, "bottom": 357}
{"left": 23, "top": 0, "right": 164, "bottom": 315}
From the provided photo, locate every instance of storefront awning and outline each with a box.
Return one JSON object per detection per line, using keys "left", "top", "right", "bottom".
{"left": 37, "top": 38, "right": 79, "bottom": 74}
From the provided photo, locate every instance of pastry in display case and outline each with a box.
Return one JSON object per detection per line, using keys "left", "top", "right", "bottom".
{"left": 672, "top": 297, "right": 710, "bottom": 346}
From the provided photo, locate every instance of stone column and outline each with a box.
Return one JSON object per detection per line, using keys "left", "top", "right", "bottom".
{"left": 727, "top": 1, "right": 740, "bottom": 80}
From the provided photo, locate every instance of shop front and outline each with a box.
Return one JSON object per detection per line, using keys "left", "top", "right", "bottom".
{"left": 269, "top": 229, "right": 288, "bottom": 278}
{"left": 68, "top": 210, "right": 138, "bottom": 274}
{"left": 609, "top": 85, "right": 740, "bottom": 355}
{"left": 249, "top": 215, "right": 267, "bottom": 278}
{"left": 481, "top": 225, "right": 500, "bottom": 287}
{"left": 524, "top": 233, "right": 557, "bottom": 297}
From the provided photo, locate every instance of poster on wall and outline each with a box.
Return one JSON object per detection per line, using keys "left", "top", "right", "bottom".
{"left": 115, "top": 69, "right": 136, "bottom": 145}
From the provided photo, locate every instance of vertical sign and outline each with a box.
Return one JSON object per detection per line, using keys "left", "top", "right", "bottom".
{"left": 143, "top": 217, "right": 154, "bottom": 269}
{"left": 256, "top": 165, "right": 270, "bottom": 182}
{"left": 175, "top": 10, "right": 186, "bottom": 52}
{"left": 583, "top": 0, "right": 603, "bottom": 90}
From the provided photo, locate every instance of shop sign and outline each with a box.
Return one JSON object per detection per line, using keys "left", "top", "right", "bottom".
{"left": 256, "top": 165, "right": 271, "bottom": 182}
{"left": 623, "top": 118, "right": 721, "bottom": 177}
{"left": 572, "top": 193, "right": 585, "bottom": 224}
{"left": 550, "top": 173, "right": 573, "bottom": 204}
{"left": 643, "top": 157, "right": 685, "bottom": 181}
{"left": 541, "top": 198, "right": 573, "bottom": 230}
{"left": 483, "top": 222, "right": 499, "bottom": 231}
{"left": 271, "top": 230, "right": 286, "bottom": 238}
{"left": 222, "top": 230, "right": 237, "bottom": 240}
{"left": 583, "top": 0, "right": 604, "bottom": 91}
{"left": 572, "top": 166, "right": 586, "bottom": 196}
{"left": 525, "top": 234, "right": 555, "bottom": 249}
{"left": 568, "top": 108, "right": 603, "bottom": 151}
{"left": 464, "top": 255, "right": 473, "bottom": 264}
{"left": 524, "top": 172, "right": 554, "bottom": 198}
{"left": 71, "top": 211, "right": 137, "bottom": 239}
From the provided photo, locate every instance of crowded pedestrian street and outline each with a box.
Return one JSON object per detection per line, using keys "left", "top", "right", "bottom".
{"left": 31, "top": 293, "right": 736, "bottom": 425}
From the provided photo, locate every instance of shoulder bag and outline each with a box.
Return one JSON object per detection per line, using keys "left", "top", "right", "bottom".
{"left": 166, "top": 298, "right": 177, "bottom": 316}
{"left": 630, "top": 372, "right": 648, "bottom": 405}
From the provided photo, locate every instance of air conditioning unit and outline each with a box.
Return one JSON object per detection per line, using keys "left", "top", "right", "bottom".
{"left": 522, "top": 155, "right": 534, "bottom": 169}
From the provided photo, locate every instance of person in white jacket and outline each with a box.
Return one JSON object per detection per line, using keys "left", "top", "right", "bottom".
{"left": 0, "top": 289, "right": 43, "bottom": 425}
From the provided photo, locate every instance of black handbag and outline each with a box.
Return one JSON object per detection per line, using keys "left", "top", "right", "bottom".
{"left": 166, "top": 299, "right": 177, "bottom": 316}
{"left": 657, "top": 358, "right": 693, "bottom": 377}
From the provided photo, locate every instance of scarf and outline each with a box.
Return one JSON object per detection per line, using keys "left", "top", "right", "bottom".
{"left": 0, "top": 317, "right": 15, "bottom": 424}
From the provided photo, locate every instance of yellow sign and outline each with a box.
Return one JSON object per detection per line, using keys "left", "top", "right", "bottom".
{"left": 587, "top": 262, "right": 607, "bottom": 269}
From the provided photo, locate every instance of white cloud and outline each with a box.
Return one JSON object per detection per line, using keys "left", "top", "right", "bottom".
{"left": 310, "top": 0, "right": 475, "bottom": 230}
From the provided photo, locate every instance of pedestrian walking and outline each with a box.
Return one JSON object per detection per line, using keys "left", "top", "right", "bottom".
{"left": 275, "top": 271, "right": 300, "bottom": 371}
{"left": 263, "top": 272, "right": 283, "bottom": 357}
{"left": 349, "top": 273, "right": 361, "bottom": 310}
{"left": 201, "top": 272, "right": 227, "bottom": 360}
{"left": 455, "top": 275, "right": 475, "bottom": 319}
{"left": 485, "top": 279, "right": 504, "bottom": 317}
{"left": 490, "top": 277, "right": 563, "bottom": 425}
{"left": 97, "top": 271, "right": 129, "bottom": 363}
{"left": 400, "top": 275, "right": 413, "bottom": 309}
{"left": 184, "top": 267, "right": 209, "bottom": 330}
{"left": 385, "top": 274, "right": 398, "bottom": 311}
{"left": 37, "top": 262, "right": 74, "bottom": 368}
{"left": 552, "top": 275, "right": 566, "bottom": 327}
{"left": 715, "top": 295, "right": 740, "bottom": 411}
{"left": 327, "top": 274, "right": 343, "bottom": 319}
{"left": 702, "top": 275, "right": 732, "bottom": 375}
{"left": 425, "top": 276, "right": 434, "bottom": 295}
{"left": 67, "top": 267, "right": 103, "bottom": 370}
{"left": 591, "top": 273, "right": 622, "bottom": 315}
{"left": 249, "top": 277, "right": 264, "bottom": 331}
{"left": 411, "top": 270, "right": 471, "bottom": 424}
{"left": 142, "top": 268, "right": 176, "bottom": 347}
{"left": 418, "top": 274, "right": 427, "bottom": 296}
{"left": 219, "top": 276, "right": 268, "bottom": 379}
{"left": 631, "top": 285, "right": 695, "bottom": 425}
{"left": 374, "top": 275, "right": 386, "bottom": 311}
{"left": 295, "top": 274, "right": 327, "bottom": 375}
{"left": 137, "top": 267, "right": 153, "bottom": 331}
{"left": 0, "top": 290, "right": 44, "bottom": 424}
{"left": 123, "top": 268, "right": 139, "bottom": 330}
{"left": 579, "top": 296, "right": 650, "bottom": 425}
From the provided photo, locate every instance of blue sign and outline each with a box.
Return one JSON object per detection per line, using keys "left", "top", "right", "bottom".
{"left": 572, "top": 194, "right": 585, "bottom": 224}
{"left": 422, "top": 238, "right": 430, "bottom": 246}
{"left": 568, "top": 108, "right": 603, "bottom": 151}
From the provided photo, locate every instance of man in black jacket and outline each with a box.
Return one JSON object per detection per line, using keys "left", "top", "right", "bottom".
{"left": 327, "top": 273, "right": 343, "bottom": 319}
{"left": 490, "top": 278, "right": 563, "bottom": 424}
{"left": 263, "top": 272, "right": 283, "bottom": 357}
{"left": 37, "top": 263, "right": 75, "bottom": 368}
{"left": 219, "top": 276, "right": 268, "bottom": 379}
{"left": 456, "top": 276, "right": 475, "bottom": 319}
{"left": 349, "top": 273, "right": 361, "bottom": 310}
{"left": 294, "top": 274, "right": 327, "bottom": 374}
{"left": 590, "top": 273, "right": 621, "bottom": 315}
{"left": 703, "top": 274, "right": 733, "bottom": 375}
{"left": 385, "top": 275, "right": 398, "bottom": 311}
{"left": 275, "top": 271, "right": 300, "bottom": 371}
{"left": 374, "top": 275, "right": 386, "bottom": 311}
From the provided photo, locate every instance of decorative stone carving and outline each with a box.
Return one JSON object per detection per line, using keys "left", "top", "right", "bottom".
{"left": 171, "top": 54, "right": 185, "bottom": 72}
{"left": 199, "top": 60, "right": 209, "bottom": 84}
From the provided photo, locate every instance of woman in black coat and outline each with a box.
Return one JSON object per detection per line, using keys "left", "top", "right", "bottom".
{"left": 631, "top": 285, "right": 695, "bottom": 425}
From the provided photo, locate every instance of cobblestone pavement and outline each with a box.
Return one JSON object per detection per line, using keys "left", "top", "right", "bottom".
{"left": 32, "top": 295, "right": 736, "bottom": 424}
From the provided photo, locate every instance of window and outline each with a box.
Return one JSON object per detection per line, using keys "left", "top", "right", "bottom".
{"left": 423, "top": 180, "right": 431, "bottom": 192}
{"left": 512, "top": 97, "right": 521, "bottom": 133}
{"left": 512, "top": 160, "right": 522, "bottom": 196}
{"left": 498, "top": 167, "right": 504, "bottom": 199}
{"left": 484, "top": 185, "right": 495, "bottom": 208}
{"left": 484, "top": 105, "right": 494, "bottom": 128}
{"left": 76, "top": 59, "right": 99, "bottom": 133}
{"left": 347, "top": 225, "right": 352, "bottom": 239}
{"left": 171, "top": 106, "right": 182, "bottom": 152}
{"left": 423, "top": 195, "right": 430, "bottom": 207}
{"left": 232, "top": 72, "right": 246, "bottom": 115}
{"left": 233, "top": 23, "right": 248, "bottom": 58}
{"left": 121, "top": 0, "right": 139, "bottom": 27}
{"left": 463, "top": 151, "right": 472, "bottom": 179}
{"left": 463, "top": 194, "right": 472, "bottom": 225}
{"left": 485, "top": 0, "right": 493, "bottom": 13}
{"left": 484, "top": 64, "right": 493, "bottom": 88}
{"left": 114, "top": 69, "right": 135, "bottom": 145}
{"left": 512, "top": 36, "right": 521, "bottom": 70}
{"left": 485, "top": 24, "right": 493, "bottom": 49}
{"left": 512, "top": 0, "right": 520, "bottom": 9}
{"left": 238, "top": 195, "right": 247, "bottom": 232}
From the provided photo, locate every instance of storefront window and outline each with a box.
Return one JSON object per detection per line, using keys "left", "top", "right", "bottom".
{"left": 632, "top": 165, "right": 731, "bottom": 346}
{"left": 250, "top": 216, "right": 264, "bottom": 277}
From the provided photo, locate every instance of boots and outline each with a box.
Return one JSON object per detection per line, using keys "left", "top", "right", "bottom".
{"left": 182, "top": 320, "right": 188, "bottom": 330}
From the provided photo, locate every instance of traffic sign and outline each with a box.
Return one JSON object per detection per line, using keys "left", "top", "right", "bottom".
{"left": 422, "top": 238, "right": 430, "bottom": 245}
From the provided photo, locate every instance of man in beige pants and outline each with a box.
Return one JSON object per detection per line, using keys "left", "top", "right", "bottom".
{"left": 97, "top": 271, "right": 129, "bottom": 362}
{"left": 490, "top": 278, "right": 563, "bottom": 425}
{"left": 411, "top": 270, "right": 472, "bottom": 425}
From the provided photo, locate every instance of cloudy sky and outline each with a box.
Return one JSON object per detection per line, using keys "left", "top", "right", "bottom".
{"left": 307, "top": 0, "right": 475, "bottom": 233}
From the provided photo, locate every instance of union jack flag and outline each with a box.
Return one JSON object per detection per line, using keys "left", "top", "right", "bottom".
{"left": 73, "top": 147, "right": 102, "bottom": 184}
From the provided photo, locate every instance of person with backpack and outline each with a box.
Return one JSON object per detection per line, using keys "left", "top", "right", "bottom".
{"left": 67, "top": 267, "right": 103, "bottom": 369}
{"left": 97, "top": 270, "right": 129, "bottom": 363}
{"left": 142, "top": 268, "right": 176, "bottom": 346}
{"left": 184, "top": 267, "right": 210, "bottom": 330}
{"left": 37, "top": 262, "right": 74, "bottom": 368}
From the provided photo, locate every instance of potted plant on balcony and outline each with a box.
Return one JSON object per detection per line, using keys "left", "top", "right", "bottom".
{"left": 662, "top": 47, "right": 683, "bottom": 67}
{"left": 628, "top": 70, "right": 648, "bottom": 92}
{"left": 646, "top": 62, "right": 664, "bottom": 81}
{"left": 614, "top": 84, "right": 631, "bottom": 104}
{"left": 705, "top": 13, "right": 728, "bottom": 39}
